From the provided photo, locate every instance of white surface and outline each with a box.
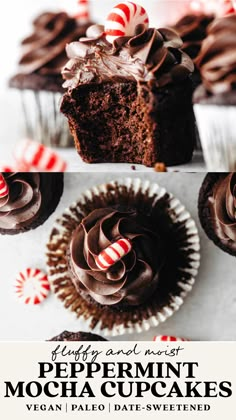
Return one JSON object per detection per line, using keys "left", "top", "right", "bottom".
{"left": 0, "top": 172, "right": 236, "bottom": 342}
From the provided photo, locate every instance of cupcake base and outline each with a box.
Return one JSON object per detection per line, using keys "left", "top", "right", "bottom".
{"left": 198, "top": 173, "right": 236, "bottom": 256}
{"left": 46, "top": 178, "right": 200, "bottom": 336}
{"left": 9, "top": 74, "right": 74, "bottom": 148}
{"left": 0, "top": 173, "right": 64, "bottom": 235}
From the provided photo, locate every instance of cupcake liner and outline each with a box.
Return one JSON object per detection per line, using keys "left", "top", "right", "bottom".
{"left": 46, "top": 178, "right": 200, "bottom": 337}
{"left": 19, "top": 90, "right": 73, "bottom": 148}
{"left": 194, "top": 104, "right": 236, "bottom": 171}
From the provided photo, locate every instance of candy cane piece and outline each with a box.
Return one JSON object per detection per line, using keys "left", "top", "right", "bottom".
{"left": 0, "top": 173, "right": 9, "bottom": 198}
{"left": 74, "top": 0, "right": 90, "bottom": 22}
{"left": 14, "top": 139, "right": 67, "bottom": 172}
{"left": 153, "top": 335, "right": 189, "bottom": 342}
{"left": 15, "top": 268, "right": 50, "bottom": 305}
{"left": 216, "top": 0, "right": 235, "bottom": 16}
{"left": 95, "top": 238, "right": 132, "bottom": 270}
{"left": 105, "top": 2, "right": 149, "bottom": 44}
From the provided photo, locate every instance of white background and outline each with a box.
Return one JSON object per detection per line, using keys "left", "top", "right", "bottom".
{"left": 0, "top": 173, "right": 235, "bottom": 341}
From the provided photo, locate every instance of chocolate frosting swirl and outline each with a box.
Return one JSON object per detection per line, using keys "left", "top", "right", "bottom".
{"left": 0, "top": 173, "right": 42, "bottom": 229}
{"left": 209, "top": 173, "right": 236, "bottom": 245}
{"left": 18, "top": 12, "right": 90, "bottom": 76}
{"left": 173, "top": 14, "right": 213, "bottom": 60}
{"left": 196, "top": 15, "right": 236, "bottom": 94}
{"left": 62, "top": 23, "right": 194, "bottom": 89}
{"left": 70, "top": 208, "right": 164, "bottom": 306}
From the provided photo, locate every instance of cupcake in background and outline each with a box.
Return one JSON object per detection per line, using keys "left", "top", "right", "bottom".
{"left": 9, "top": 3, "right": 92, "bottom": 148}
{"left": 0, "top": 173, "right": 63, "bottom": 235}
{"left": 173, "top": 13, "right": 214, "bottom": 86}
{"left": 193, "top": 13, "right": 236, "bottom": 171}
{"left": 198, "top": 173, "right": 236, "bottom": 256}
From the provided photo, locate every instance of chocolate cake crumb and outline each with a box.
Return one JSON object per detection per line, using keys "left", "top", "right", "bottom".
{"left": 154, "top": 162, "right": 167, "bottom": 172}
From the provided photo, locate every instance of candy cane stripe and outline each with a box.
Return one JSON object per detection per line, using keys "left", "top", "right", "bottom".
{"left": 95, "top": 238, "right": 132, "bottom": 270}
{"left": 0, "top": 174, "right": 9, "bottom": 198}
{"left": 15, "top": 268, "right": 50, "bottom": 305}
{"left": 105, "top": 2, "right": 149, "bottom": 44}
{"left": 153, "top": 335, "right": 188, "bottom": 342}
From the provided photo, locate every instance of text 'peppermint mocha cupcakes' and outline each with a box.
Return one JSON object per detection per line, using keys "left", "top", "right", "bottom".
{"left": 9, "top": 11, "right": 92, "bottom": 147}
{"left": 46, "top": 178, "right": 200, "bottom": 336}
{"left": 198, "top": 173, "right": 236, "bottom": 256}
{"left": 0, "top": 173, "right": 63, "bottom": 235}
{"left": 61, "top": 2, "right": 196, "bottom": 167}
{"left": 193, "top": 14, "right": 236, "bottom": 170}
{"left": 49, "top": 331, "right": 107, "bottom": 341}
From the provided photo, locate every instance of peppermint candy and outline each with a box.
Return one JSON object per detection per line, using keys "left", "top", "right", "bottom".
{"left": 14, "top": 139, "right": 67, "bottom": 172}
{"left": 0, "top": 174, "right": 9, "bottom": 198}
{"left": 75, "top": 0, "right": 90, "bottom": 22}
{"left": 105, "top": 1, "right": 149, "bottom": 44}
{"left": 0, "top": 166, "right": 14, "bottom": 172}
{"left": 153, "top": 335, "right": 188, "bottom": 342}
{"left": 15, "top": 268, "right": 50, "bottom": 305}
{"left": 216, "top": 0, "right": 235, "bottom": 16}
{"left": 95, "top": 238, "right": 132, "bottom": 271}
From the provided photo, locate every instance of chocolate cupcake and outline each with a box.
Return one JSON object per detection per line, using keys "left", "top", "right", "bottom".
{"left": 50, "top": 331, "right": 107, "bottom": 341}
{"left": 173, "top": 13, "right": 213, "bottom": 86}
{"left": 193, "top": 15, "right": 236, "bottom": 170}
{"left": 0, "top": 173, "right": 63, "bottom": 235}
{"left": 198, "top": 173, "right": 236, "bottom": 256}
{"left": 60, "top": 3, "right": 196, "bottom": 167}
{"left": 46, "top": 178, "right": 200, "bottom": 336}
{"left": 9, "top": 11, "right": 92, "bottom": 147}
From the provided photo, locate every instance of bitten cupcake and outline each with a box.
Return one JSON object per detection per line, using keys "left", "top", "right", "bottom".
{"left": 49, "top": 331, "right": 107, "bottom": 341}
{"left": 193, "top": 14, "right": 236, "bottom": 170}
{"left": 9, "top": 10, "right": 92, "bottom": 147}
{"left": 46, "top": 178, "right": 200, "bottom": 336}
{"left": 198, "top": 173, "right": 236, "bottom": 256}
{"left": 0, "top": 173, "right": 63, "bottom": 235}
{"left": 61, "top": 2, "right": 196, "bottom": 167}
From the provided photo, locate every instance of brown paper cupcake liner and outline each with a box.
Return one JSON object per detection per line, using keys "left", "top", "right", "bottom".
{"left": 46, "top": 178, "right": 200, "bottom": 336}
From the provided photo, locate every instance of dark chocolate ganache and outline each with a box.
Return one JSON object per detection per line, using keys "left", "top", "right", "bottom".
{"left": 62, "top": 23, "right": 194, "bottom": 89}
{"left": 69, "top": 207, "right": 165, "bottom": 307}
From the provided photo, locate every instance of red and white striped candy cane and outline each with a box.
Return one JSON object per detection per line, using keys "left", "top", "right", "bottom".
{"left": 105, "top": 1, "right": 149, "bottom": 44}
{"left": 0, "top": 173, "right": 9, "bottom": 198}
{"left": 15, "top": 268, "right": 50, "bottom": 305}
{"left": 14, "top": 139, "right": 67, "bottom": 172}
{"left": 216, "top": 0, "right": 235, "bottom": 16}
{"left": 95, "top": 238, "right": 132, "bottom": 271}
{"left": 74, "top": 0, "right": 90, "bottom": 22}
{"left": 153, "top": 335, "right": 189, "bottom": 342}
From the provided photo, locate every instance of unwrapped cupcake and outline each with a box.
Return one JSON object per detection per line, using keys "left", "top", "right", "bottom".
{"left": 61, "top": 2, "right": 196, "bottom": 167}
{"left": 193, "top": 14, "right": 236, "bottom": 170}
{"left": 9, "top": 10, "right": 92, "bottom": 147}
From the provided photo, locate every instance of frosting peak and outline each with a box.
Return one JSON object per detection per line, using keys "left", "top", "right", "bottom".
{"left": 18, "top": 12, "right": 91, "bottom": 76}
{"left": 69, "top": 208, "right": 165, "bottom": 307}
{"left": 196, "top": 15, "right": 236, "bottom": 94}
{"left": 209, "top": 173, "right": 236, "bottom": 246}
{"left": 0, "top": 173, "right": 41, "bottom": 229}
{"left": 62, "top": 23, "right": 194, "bottom": 89}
